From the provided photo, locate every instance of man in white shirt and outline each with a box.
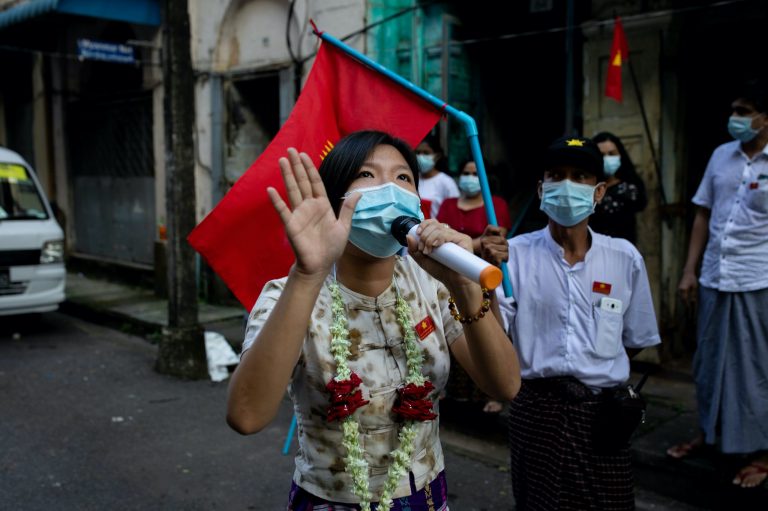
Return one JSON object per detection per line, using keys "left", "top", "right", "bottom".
{"left": 497, "top": 136, "right": 661, "bottom": 510}
{"left": 672, "top": 80, "right": 768, "bottom": 488}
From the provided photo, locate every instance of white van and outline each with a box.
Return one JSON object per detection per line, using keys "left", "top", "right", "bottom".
{"left": 0, "top": 147, "right": 65, "bottom": 315}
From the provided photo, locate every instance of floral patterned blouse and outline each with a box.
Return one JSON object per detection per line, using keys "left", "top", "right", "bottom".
{"left": 242, "top": 255, "right": 463, "bottom": 503}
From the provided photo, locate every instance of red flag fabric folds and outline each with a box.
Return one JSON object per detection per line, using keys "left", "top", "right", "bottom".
{"left": 605, "top": 16, "right": 629, "bottom": 102}
{"left": 188, "top": 42, "right": 442, "bottom": 310}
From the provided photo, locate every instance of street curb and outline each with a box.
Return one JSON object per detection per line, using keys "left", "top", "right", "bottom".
{"left": 60, "top": 300, "right": 163, "bottom": 341}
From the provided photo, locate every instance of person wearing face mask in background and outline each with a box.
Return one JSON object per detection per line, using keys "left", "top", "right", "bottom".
{"left": 489, "top": 136, "right": 660, "bottom": 510}
{"left": 590, "top": 132, "right": 647, "bottom": 244}
{"left": 437, "top": 160, "right": 512, "bottom": 259}
{"left": 436, "top": 160, "right": 513, "bottom": 413}
{"left": 668, "top": 80, "right": 768, "bottom": 489}
{"left": 227, "top": 130, "right": 520, "bottom": 510}
{"left": 415, "top": 135, "right": 459, "bottom": 218}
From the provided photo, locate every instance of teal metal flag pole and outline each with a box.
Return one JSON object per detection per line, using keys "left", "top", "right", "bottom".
{"left": 312, "top": 22, "right": 513, "bottom": 298}
{"left": 282, "top": 414, "right": 297, "bottom": 455}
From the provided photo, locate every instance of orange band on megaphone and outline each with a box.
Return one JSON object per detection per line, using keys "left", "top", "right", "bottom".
{"left": 479, "top": 266, "right": 503, "bottom": 290}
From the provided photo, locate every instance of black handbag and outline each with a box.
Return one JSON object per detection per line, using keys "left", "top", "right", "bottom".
{"left": 592, "top": 374, "right": 649, "bottom": 452}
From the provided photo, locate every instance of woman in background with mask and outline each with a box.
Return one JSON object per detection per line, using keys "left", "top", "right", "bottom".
{"left": 437, "top": 160, "right": 511, "bottom": 258}
{"left": 590, "top": 132, "right": 647, "bottom": 244}
{"left": 227, "top": 130, "right": 520, "bottom": 510}
{"left": 415, "top": 135, "right": 459, "bottom": 218}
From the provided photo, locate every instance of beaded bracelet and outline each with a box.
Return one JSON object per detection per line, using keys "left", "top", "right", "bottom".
{"left": 447, "top": 288, "right": 492, "bottom": 324}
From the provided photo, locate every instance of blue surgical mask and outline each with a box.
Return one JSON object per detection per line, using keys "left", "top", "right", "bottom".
{"left": 603, "top": 155, "right": 621, "bottom": 176}
{"left": 347, "top": 182, "right": 425, "bottom": 258}
{"left": 416, "top": 154, "right": 435, "bottom": 174}
{"left": 728, "top": 115, "right": 761, "bottom": 143}
{"left": 459, "top": 175, "right": 481, "bottom": 196}
{"left": 540, "top": 180, "right": 598, "bottom": 227}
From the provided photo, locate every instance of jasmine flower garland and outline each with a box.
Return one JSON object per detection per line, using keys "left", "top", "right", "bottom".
{"left": 329, "top": 280, "right": 353, "bottom": 382}
{"left": 327, "top": 277, "right": 435, "bottom": 511}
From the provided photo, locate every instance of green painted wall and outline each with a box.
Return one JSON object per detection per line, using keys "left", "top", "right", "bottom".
{"left": 366, "top": 1, "right": 474, "bottom": 175}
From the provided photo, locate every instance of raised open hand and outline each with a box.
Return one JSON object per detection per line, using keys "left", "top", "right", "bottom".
{"left": 267, "top": 148, "right": 361, "bottom": 279}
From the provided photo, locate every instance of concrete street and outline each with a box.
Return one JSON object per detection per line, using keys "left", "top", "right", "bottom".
{"left": 0, "top": 313, "right": 514, "bottom": 510}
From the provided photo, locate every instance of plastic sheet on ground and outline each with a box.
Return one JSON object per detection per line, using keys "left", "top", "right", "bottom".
{"left": 204, "top": 331, "right": 240, "bottom": 382}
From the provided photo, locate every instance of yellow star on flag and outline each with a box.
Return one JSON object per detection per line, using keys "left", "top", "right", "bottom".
{"left": 566, "top": 139, "right": 584, "bottom": 147}
{"left": 320, "top": 139, "right": 335, "bottom": 160}
{"left": 611, "top": 52, "right": 622, "bottom": 67}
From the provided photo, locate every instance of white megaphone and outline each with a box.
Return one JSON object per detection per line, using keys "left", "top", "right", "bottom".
{"left": 391, "top": 216, "right": 503, "bottom": 290}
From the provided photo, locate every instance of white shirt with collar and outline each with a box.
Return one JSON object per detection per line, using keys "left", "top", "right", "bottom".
{"left": 499, "top": 226, "right": 661, "bottom": 388}
{"left": 418, "top": 172, "right": 459, "bottom": 218}
{"left": 692, "top": 140, "right": 768, "bottom": 292}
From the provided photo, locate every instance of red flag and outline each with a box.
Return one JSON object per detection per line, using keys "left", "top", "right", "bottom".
{"left": 605, "top": 16, "right": 629, "bottom": 102}
{"left": 188, "top": 42, "right": 442, "bottom": 310}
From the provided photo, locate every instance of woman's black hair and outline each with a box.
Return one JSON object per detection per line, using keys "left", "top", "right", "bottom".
{"left": 420, "top": 133, "right": 443, "bottom": 154}
{"left": 319, "top": 130, "right": 420, "bottom": 214}
{"left": 419, "top": 133, "right": 449, "bottom": 173}
{"left": 458, "top": 159, "right": 474, "bottom": 174}
{"left": 592, "top": 131, "right": 647, "bottom": 208}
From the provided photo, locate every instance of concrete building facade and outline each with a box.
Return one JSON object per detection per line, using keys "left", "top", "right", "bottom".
{"left": 2, "top": 0, "right": 766, "bottom": 361}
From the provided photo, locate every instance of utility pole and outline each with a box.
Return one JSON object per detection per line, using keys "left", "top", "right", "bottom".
{"left": 156, "top": 0, "right": 208, "bottom": 379}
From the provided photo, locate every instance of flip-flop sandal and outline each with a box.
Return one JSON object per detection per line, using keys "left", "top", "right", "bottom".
{"left": 732, "top": 461, "right": 768, "bottom": 488}
{"left": 666, "top": 439, "right": 704, "bottom": 459}
{"left": 483, "top": 400, "right": 503, "bottom": 413}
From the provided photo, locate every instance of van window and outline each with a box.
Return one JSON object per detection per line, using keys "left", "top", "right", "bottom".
{"left": 0, "top": 163, "right": 49, "bottom": 220}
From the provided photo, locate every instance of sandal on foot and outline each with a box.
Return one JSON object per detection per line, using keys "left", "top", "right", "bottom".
{"left": 666, "top": 437, "right": 704, "bottom": 459}
{"left": 733, "top": 460, "right": 768, "bottom": 489}
{"left": 483, "top": 400, "right": 503, "bottom": 414}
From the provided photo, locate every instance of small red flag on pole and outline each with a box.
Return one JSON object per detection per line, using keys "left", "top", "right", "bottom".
{"left": 188, "top": 42, "right": 442, "bottom": 310}
{"left": 605, "top": 16, "right": 629, "bottom": 102}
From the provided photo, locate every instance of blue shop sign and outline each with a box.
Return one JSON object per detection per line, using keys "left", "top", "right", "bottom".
{"left": 0, "top": 0, "right": 161, "bottom": 31}
{"left": 77, "top": 39, "right": 135, "bottom": 64}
